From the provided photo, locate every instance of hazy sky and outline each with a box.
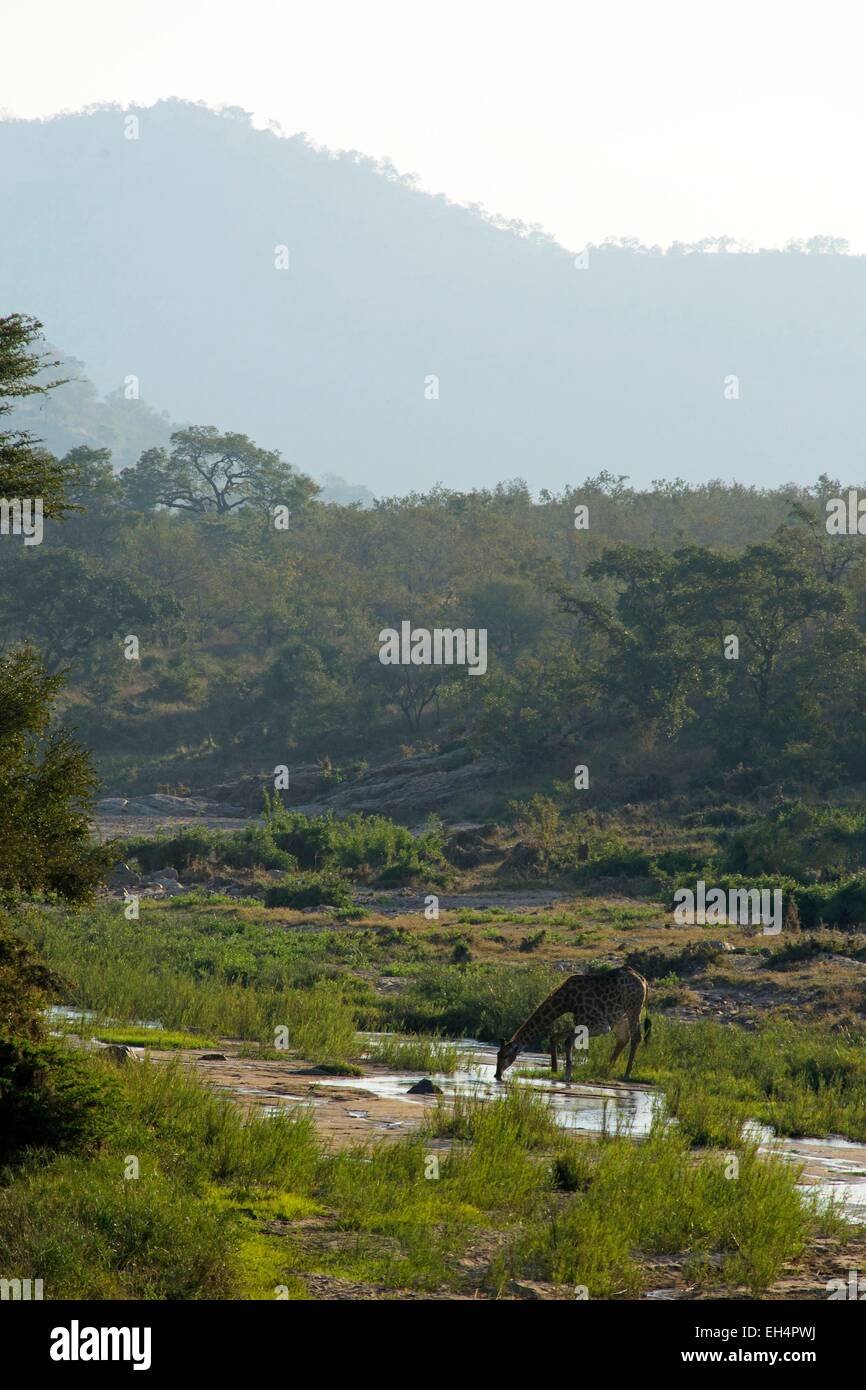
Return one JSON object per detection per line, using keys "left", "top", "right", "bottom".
{"left": 3, "top": 0, "right": 865, "bottom": 253}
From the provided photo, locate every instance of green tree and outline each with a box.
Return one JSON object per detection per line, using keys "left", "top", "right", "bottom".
{"left": 0, "top": 646, "right": 113, "bottom": 898}
{"left": 120, "top": 425, "right": 319, "bottom": 515}
{"left": 557, "top": 547, "right": 717, "bottom": 740}
{"left": 0, "top": 314, "right": 79, "bottom": 510}
{"left": 0, "top": 549, "right": 182, "bottom": 674}
{"left": 675, "top": 538, "right": 845, "bottom": 719}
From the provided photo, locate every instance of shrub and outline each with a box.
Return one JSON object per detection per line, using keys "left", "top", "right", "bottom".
{"left": 261, "top": 797, "right": 447, "bottom": 882}
{"left": 264, "top": 873, "right": 353, "bottom": 910}
{"left": 795, "top": 875, "right": 866, "bottom": 929}
{"left": 0, "top": 910, "right": 119, "bottom": 1162}
{"left": 120, "top": 824, "right": 297, "bottom": 874}
{"left": 722, "top": 802, "right": 866, "bottom": 882}
{"left": 574, "top": 844, "right": 656, "bottom": 881}
{"left": 386, "top": 962, "right": 556, "bottom": 1041}
{"left": 0, "top": 1038, "right": 119, "bottom": 1162}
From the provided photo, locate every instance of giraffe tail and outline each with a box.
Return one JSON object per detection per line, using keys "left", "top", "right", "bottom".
{"left": 643, "top": 1015, "right": 652, "bottom": 1045}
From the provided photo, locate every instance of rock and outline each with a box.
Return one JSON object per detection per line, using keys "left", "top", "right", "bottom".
{"left": 97, "top": 792, "right": 246, "bottom": 819}
{"left": 197, "top": 770, "right": 323, "bottom": 810}
{"left": 406, "top": 1078, "right": 442, "bottom": 1095}
{"left": 196, "top": 1053, "right": 227, "bottom": 1061}
{"left": 495, "top": 841, "right": 542, "bottom": 877}
{"left": 444, "top": 823, "right": 500, "bottom": 868}
{"left": 99, "top": 751, "right": 504, "bottom": 828}
{"left": 147, "top": 866, "right": 179, "bottom": 881}
{"left": 288, "top": 751, "right": 506, "bottom": 823}
{"left": 98, "top": 1043, "right": 136, "bottom": 1065}
{"left": 106, "top": 862, "right": 141, "bottom": 888}
{"left": 506, "top": 1280, "right": 553, "bottom": 1300}
{"left": 143, "top": 874, "right": 186, "bottom": 896}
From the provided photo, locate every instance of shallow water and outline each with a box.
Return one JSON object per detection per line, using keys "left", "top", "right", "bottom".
{"left": 322, "top": 1036, "right": 662, "bottom": 1135}
{"left": 335, "top": 1036, "right": 866, "bottom": 1215}
{"left": 757, "top": 1133, "right": 866, "bottom": 1214}
{"left": 46, "top": 1005, "right": 163, "bottom": 1030}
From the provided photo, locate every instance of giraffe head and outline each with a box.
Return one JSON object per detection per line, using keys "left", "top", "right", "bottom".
{"left": 494, "top": 1037, "right": 520, "bottom": 1080}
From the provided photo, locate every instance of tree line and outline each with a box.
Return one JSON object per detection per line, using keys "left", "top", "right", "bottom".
{"left": 2, "top": 312, "right": 864, "bottom": 804}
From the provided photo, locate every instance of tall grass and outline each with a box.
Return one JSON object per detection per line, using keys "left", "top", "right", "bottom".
{"left": 637, "top": 1018, "right": 866, "bottom": 1144}
{"left": 491, "top": 1121, "right": 830, "bottom": 1298}
{"left": 0, "top": 1052, "right": 841, "bottom": 1299}
{"left": 383, "top": 960, "right": 558, "bottom": 1040}
{"left": 365, "top": 1034, "right": 466, "bottom": 1074}
{"left": 16, "top": 906, "right": 866, "bottom": 1140}
{"left": 0, "top": 1057, "right": 320, "bottom": 1299}
{"left": 17, "top": 906, "right": 361, "bottom": 1059}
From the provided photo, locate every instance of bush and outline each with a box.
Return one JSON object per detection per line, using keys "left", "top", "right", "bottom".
{"left": 264, "top": 797, "right": 447, "bottom": 883}
{"left": 0, "top": 1038, "right": 119, "bottom": 1162}
{"left": 0, "top": 910, "right": 119, "bottom": 1162}
{"left": 574, "top": 844, "right": 656, "bottom": 881}
{"left": 683, "top": 804, "right": 754, "bottom": 829}
{"left": 264, "top": 873, "right": 353, "bottom": 910}
{"left": 270, "top": 816, "right": 336, "bottom": 869}
{"left": 386, "top": 962, "right": 556, "bottom": 1041}
{"left": 120, "top": 824, "right": 297, "bottom": 874}
{"left": 722, "top": 802, "right": 866, "bottom": 882}
{"left": 120, "top": 827, "right": 216, "bottom": 872}
{"left": 795, "top": 875, "right": 866, "bottom": 929}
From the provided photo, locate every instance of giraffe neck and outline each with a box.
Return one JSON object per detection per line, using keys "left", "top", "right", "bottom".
{"left": 508, "top": 979, "right": 573, "bottom": 1049}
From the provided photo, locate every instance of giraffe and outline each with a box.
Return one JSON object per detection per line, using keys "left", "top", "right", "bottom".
{"left": 495, "top": 965, "right": 650, "bottom": 1083}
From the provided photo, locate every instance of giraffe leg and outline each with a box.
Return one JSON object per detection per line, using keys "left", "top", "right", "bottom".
{"left": 550, "top": 1038, "right": 558, "bottom": 1074}
{"left": 564, "top": 1034, "right": 574, "bottom": 1083}
{"left": 622, "top": 1014, "right": 642, "bottom": 1080}
{"left": 607, "top": 1016, "right": 630, "bottom": 1073}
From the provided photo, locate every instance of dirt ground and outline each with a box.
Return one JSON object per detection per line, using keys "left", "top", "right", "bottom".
{"left": 150, "top": 1045, "right": 444, "bottom": 1146}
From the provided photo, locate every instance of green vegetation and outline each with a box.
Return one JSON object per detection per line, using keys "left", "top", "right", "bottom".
{"left": 16, "top": 901, "right": 866, "bottom": 1144}
{"left": 365, "top": 1034, "right": 466, "bottom": 1074}
{"left": 0, "top": 327, "right": 120, "bottom": 1165}
{"left": 490, "top": 1123, "right": 827, "bottom": 1298}
{"left": 4, "top": 312, "right": 866, "bottom": 1301}
{"left": 5, "top": 354, "right": 866, "bottom": 828}
{"left": 620, "top": 1018, "right": 866, "bottom": 1145}
{"left": 0, "top": 1059, "right": 319, "bottom": 1298}
{"left": 117, "top": 803, "right": 447, "bottom": 895}
{"left": 0, "top": 1056, "right": 840, "bottom": 1299}
{"left": 90, "top": 1027, "right": 218, "bottom": 1050}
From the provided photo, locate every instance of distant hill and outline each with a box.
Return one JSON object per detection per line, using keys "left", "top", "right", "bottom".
{"left": 11, "top": 346, "right": 374, "bottom": 504}
{"left": 11, "top": 347, "right": 176, "bottom": 469}
{"left": 2, "top": 99, "right": 865, "bottom": 495}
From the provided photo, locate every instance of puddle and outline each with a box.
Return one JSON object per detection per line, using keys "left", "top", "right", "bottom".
{"left": 321, "top": 1036, "right": 661, "bottom": 1135}
{"left": 46, "top": 1006, "right": 163, "bottom": 1030}
{"left": 217, "top": 1083, "right": 326, "bottom": 1110}
{"left": 753, "top": 1132, "right": 866, "bottom": 1214}
{"left": 334, "top": 1037, "right": 866, "bottom": 1212}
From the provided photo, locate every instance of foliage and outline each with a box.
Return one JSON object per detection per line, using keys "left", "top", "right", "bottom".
{"left": 119, "top": 425, "right": 319, "bottom": 516}
{"left": 0, "top": 646, "right": 114, "bottom": 900}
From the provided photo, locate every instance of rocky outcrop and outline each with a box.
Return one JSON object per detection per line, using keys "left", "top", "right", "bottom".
{"left": 96, "top": 793, "right": 245, "bottom": 818}
{"left": 105, "top": 864, "right": 189, "bottom": 898}
{"left": 97, "top": 749, "right": 506, "bottom": 831}
{"left": 96, "top": 1043, "right": 139, "bottom": 1065}
{"left": 444, "top": 823, "right": 500, "bottom": 868}
{"left": 286, "top": 750, "right": 506, "bottom": 823}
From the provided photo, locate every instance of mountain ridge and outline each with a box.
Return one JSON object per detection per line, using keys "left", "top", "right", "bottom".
{"left": 2, "top": 99, "right": 865, "bottom": 495}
